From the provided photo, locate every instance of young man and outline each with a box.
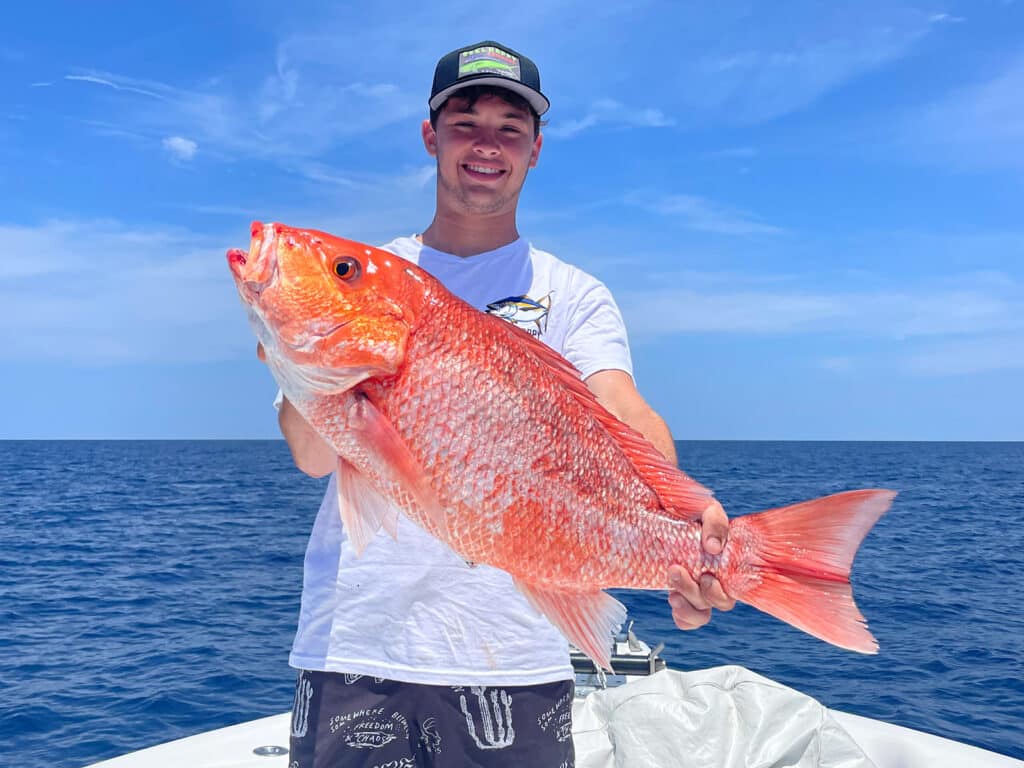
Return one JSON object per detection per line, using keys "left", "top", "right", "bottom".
{"left": 272, "top": 41, "right": 734, "bottom": 767}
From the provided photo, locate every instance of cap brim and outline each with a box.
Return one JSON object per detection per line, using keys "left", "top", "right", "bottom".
{"left": 429, "top": 76, "right": 549, "bottom": 116}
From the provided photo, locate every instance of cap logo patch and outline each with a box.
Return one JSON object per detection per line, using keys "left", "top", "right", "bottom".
{"left": 458, "top": 45, "right": 521, "bottom": 82}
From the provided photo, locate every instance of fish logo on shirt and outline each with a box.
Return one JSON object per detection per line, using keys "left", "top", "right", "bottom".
{"left": 486, "top": 293, "right": 552, "bottom": 336}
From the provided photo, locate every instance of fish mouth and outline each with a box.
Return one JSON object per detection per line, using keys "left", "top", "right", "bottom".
{"left": 227, "top": 221, "right": 279, "bottom": 302}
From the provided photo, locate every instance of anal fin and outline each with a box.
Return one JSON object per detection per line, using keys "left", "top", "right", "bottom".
{"left": 515, "top": 580, "right": 626, "bottom": 671}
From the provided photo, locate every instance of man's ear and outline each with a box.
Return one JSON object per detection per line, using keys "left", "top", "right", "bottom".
{"left": 422, "top": 119, "right": 438, "bottom": 157}
{"left": 529, "top": 133, "right": 543, "bottom": 168}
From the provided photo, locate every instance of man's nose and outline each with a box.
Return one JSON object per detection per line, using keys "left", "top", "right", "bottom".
{"left": 472, "top": 131, "right": 501, "bottom": 155}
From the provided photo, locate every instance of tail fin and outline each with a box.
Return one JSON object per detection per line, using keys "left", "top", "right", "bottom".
{"left": 728, "top": 489, "right": 896, "bottom": 653}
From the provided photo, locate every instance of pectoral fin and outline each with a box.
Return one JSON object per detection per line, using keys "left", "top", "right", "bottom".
{"left": 514, "top": 580, "right": 626, "bottom": 671}
{"left": 344, "top": 393, "right": 448, "bottom": 539}
{"left": 336, "top": 458, "right": 400, "bottom": 556}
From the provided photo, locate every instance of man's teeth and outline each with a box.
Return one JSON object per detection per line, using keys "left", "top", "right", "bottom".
{"left": 466, "top": 165, "right": 501, "bottom": 175}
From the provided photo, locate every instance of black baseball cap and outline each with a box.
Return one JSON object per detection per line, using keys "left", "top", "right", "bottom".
{"left": 429, "top": 40, "right": 550, "bottom": 116}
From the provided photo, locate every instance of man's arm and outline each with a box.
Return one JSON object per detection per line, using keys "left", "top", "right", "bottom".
{"left": 584, "top": 369, "right": 736, "bottom": 629}
{"left": 278, "top": 397, "right": 336, "bottom": 478}
{"left": 258, "top": 343, "right": 336, "bottom": 478}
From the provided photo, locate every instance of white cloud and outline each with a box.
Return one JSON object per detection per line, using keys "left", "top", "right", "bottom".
{"left": 65, "top": 73, "right": 168, "bottom": 100}
{"left": 617, "top": 282, "right": 1022, "bottom": 341}
{"left": 398, "top": 165, "right": 437, "bottom": 190}
{"left": 162, "top": 135, "right": 198, "bottom": 161}
{"left": 0, "top": 220, "right": 247, "bottom": 364}
{"left": 63, "top": 63, "right": 421, "bottom": 163}
{"left": 677, "top": 11, "right": 938, "bottom": 123}
{"left": 620, "top": 289, "right": 841, "bottom": 334}
{"left": 627, "top": 191, "right": 784, "bottom": 236}
{"left": 546, "top": 98, "right": 674, "bottom": 138}
{"left": 905, "top": 336, "right": 1024, "bottom": 375}
{"left": 705, "top": 146, "right": 759, "bottom": 159}
{"left": 289, "top": 161, "right": 364, "bottom": 188}
{"left": 904, "top": 55, "right": 1024, "bottom": 170}
{"left": 928, "top": 13, "right": 966, "bottom": 24}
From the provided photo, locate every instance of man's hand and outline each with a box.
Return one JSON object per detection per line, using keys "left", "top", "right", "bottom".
{"left": 667, "top": 499, "right": 736, "bottom": 629}
{"left": 256, "top": 341, "right": 266, "bottom": 362}
{"left": 582, "top": 370, "right": 735, "bottom": 630}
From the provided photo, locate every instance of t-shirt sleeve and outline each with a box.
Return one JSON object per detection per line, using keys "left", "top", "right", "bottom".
{"left": 561, "top": 273, "right": 634, "bottom": 381}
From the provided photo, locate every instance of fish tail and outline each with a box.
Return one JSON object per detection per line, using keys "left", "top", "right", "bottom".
{"left": 726, "top": 489, "right": 896, "bottom": 653}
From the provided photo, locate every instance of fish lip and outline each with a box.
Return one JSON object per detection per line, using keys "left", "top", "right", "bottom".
{"left": 237, "top": 222, "right": 282, "bottom": 301}
{"left": 231, "top": 222, "right": 280, "bottom": 303}
{"left": 227, "top": 248, "right": 248, "bottom": 276}
{"left": 227, "top": 248, "right": 266, "bottom": 300}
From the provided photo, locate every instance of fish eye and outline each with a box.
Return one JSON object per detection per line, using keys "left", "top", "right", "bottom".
{"left": 332, "top": 256, "right": 361, "bottom": 281}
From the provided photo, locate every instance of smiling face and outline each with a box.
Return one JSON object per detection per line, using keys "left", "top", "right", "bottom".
{"left": 423, "top": 90, "right": 543, "bottom": 218}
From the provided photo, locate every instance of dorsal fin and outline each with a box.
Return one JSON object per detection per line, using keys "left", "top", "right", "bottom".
{"left": 486, "top": 311, "right": 714, "bottom": 520}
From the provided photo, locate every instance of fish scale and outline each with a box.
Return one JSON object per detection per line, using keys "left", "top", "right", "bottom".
{"left": 370, "top": 295, "right": 677, "bottom": 581}
{"left": 229, "top": 222, "right": 897, "bottom": 670}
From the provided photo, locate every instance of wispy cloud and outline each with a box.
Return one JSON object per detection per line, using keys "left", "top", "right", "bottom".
{"left": 906, "top": 336, "right": 1024, "bottom": 375}
{"left": 397, "top": 164, "right": 437, "bottom": 190}
{"left": 626, "top": 191, "right": 784, "bottom": 236}
{"left": 676, "top": 10, "right": 942, "bottom": 123}
{"left": 618, "top": 272, "right": 1024, "bottom": 376}
{"left": 0, "top": 202, "right": 444, "bottom": 366}
{"left": 546, "top": 99, "right": 673, "bottom": 138}
{"left": 78, "top": 118, "right": 149, "bottom": 144}
{"left": 704, "top": 146, "right": 759, "bottom": 160}
{"left": 619, "top": 283, "right": 1020, "bottom": 339}
{"left": 0, "top": 220, "right": 244, "bottom": 364}
{"left": 65, "top": 73, "right": 169, "bottom": 100}
{"left": 162, "top": 135, "right": 198, "bottom": 161}
{"left": 928, "top": 13, "right": 966, "bottom": 24}
{"left": 288, "top": 161, "right": 363, "bottom": 189}
{"left": 180, "top": 203, "right": 268, "bottom": 218}
{"left": 904, "top": 54, "right": 1024, "bottom": 170}
{"left": 62, "top": 61, "right": 421, "bottom": 164}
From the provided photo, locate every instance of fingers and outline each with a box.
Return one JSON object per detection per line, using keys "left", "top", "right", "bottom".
{"left": 701, "top": 499, "right": 729, "bottom": 555}
{"left": 667, "top": 562, "right": 737, "bottom": 631}
{"left": 669, "top": 592, "right": 711, "bottom": 630}
{"left": 696, "top": 500, "right": 735, "bottom": 611}
{"left": 666, "top": 499, "right": 736, "bottom": 630}
{"left": 256, "top": 341, "right": 266, "bottom": 362}
{"left": 698, "top": 572, "right": 736, "bottom": 612}
{"left": 668, "top": 564, "right": 711, "bottom": 630}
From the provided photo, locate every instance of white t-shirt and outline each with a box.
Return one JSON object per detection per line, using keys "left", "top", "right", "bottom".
{"left": 288, "top": 236, "right": 634, "bottom": 686}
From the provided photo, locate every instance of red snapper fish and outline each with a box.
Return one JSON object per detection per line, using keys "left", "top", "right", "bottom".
{"left": 227, "top": 222, "right": 895, "bottom": 669}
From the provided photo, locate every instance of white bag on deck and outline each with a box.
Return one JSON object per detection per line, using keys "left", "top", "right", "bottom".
{"left": 572, "top": 665, "right": 875, "bottom": 767}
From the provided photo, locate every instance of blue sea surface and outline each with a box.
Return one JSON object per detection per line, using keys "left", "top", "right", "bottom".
{"left": 1, "top": 440, "right": 1022, "bottom": 766}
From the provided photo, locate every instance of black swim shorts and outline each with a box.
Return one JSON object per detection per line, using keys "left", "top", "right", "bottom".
{"left": 288, "top": 670, "right": 575, "bottom": 767}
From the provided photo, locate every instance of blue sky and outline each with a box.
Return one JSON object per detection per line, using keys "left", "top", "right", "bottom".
{"left": 3, "top": 1, "right": 1022, "bottom": 440}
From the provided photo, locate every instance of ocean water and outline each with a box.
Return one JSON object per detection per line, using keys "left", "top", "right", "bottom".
{"left": 1, "top": 440, "right": 1022, "bottom": 766}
